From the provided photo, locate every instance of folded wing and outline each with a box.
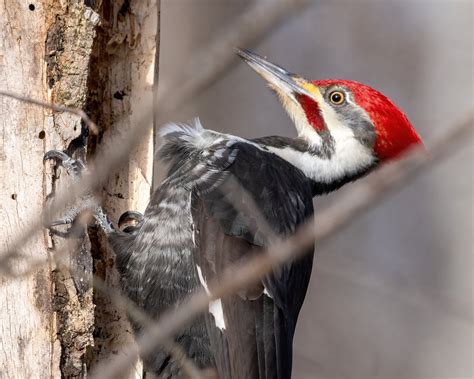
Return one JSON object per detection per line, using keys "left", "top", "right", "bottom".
{"left": 193, "top": 142, "right": 315, "bottom": 379}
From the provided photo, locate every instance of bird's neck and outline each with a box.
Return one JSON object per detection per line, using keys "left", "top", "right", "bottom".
{"left": 253, "top": 135, "right": 378, "bottom": 195}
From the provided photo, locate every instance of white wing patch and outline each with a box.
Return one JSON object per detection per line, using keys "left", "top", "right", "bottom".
{"left": 196, "top": 265, "right": 226, "bottom": 330}
{"left": 263, "top": 287, "right": 273, "bottom": 299}
{"left": 268, "top": 135, "right": 374, "bottom": 184}
{"left": 209, "top": 299, "right": 226, "bottom": 330}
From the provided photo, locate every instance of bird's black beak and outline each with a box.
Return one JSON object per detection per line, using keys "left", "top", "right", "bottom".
{"left": 235, "top": 48, "right": 315, "bottom": 101}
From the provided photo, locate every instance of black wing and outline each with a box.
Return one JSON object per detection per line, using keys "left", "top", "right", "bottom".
{"left": 192, "top": 142, "right": 315, "bottom": 379}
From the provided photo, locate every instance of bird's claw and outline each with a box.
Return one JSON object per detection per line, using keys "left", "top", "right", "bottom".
{"left": 118, "top": 210, "right": 144, "bottom": 233}
{"left": 44, "top": 149, "right": 85, "bottom": 179}
{"left": 44, "top": 150, "right": 116, "bottom": 235}
{"left": 44, "top": 150, "right": 93, "bottom": 232}
{"left": 50, "top": 215, "right": 76, "bottom": 227}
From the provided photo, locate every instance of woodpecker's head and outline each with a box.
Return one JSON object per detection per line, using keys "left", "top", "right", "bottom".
{"left": 237, "top": 49, "right": 423, "bottom": 185}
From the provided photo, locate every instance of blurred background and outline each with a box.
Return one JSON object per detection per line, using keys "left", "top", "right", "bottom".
{"left": 158, "top": 1, "right": 473, "bottom": 378}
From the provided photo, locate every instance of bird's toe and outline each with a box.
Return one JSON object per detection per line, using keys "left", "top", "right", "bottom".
{"left": 44, "top": 149, "right": 85, "bottom": 178}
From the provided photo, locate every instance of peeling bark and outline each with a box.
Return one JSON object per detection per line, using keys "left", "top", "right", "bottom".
{"left": 85, "top": 0, "right": 158, "bottom": 377}
{"left": 1, "top": 0, "right": 157, "bottom": 377}
{"left": 44, "top": 2, "right": 99, "bottom": 377}
{"left": 0, "top": 0, "right": 97, "bottom": 377}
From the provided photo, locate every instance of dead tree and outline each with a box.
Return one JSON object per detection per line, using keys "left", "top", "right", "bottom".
{"left": 0, "top": 1, "right": 158, "bottom": 377}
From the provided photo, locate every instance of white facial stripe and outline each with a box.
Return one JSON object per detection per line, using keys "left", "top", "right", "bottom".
{"left": 196, "top": 265, "right": 226, "bottom": 330}
{"left": 277, "top": 91, "right": 323, "bottom": 148}
{"left": 320, "top": 95, "right": 360, "bottom": 142}
{"left": 272, "top": 85, "right": 376, "bottom": 182}
{"left": 268, "top": 139, "right": 374, "bottom": 184}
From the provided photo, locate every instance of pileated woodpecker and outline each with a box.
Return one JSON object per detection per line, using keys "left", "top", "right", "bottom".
{"left": 45, "top": 49, "right": 422, "bottom": 378}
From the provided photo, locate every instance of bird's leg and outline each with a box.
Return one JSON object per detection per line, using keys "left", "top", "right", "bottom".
{"left": 94, "top": 205, "right": 115, "bottom": 234}
{"left": 44, "top": 149, "right": 115, "bottom": 235}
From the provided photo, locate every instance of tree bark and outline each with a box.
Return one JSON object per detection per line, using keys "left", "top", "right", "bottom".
{"left": 85, "top": 0, "right": 158, "bottom": 377}
{"left": 0, "top": 0, "right": 158, "bottom": 377}
{"left": 0, "top": 1, "right": 97, "bottom": 377}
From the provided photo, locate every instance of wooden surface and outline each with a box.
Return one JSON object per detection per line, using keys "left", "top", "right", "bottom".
{"left": 0, "top": 0, "right": 89, "bottom": 376}
{"left": 85, "top": 1, "right": 158, "bottom": 377}
{"left": 0, "top": 1, "right": 157, "bottom": 377}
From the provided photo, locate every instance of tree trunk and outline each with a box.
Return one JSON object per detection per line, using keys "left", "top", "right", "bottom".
{"left": 85, "top": 0, "right": 158, "bottom": 376}
{"left": 0, "top": 0, "right": 158, "bottom": 377}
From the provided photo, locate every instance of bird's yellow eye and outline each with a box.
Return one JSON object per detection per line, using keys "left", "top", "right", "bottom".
{"left": 329, "top": 91, "right": 345, "bottom": 105}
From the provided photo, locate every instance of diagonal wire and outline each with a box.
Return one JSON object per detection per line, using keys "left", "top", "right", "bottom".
{"left": 0, "top": 90, "right": 99, "bottom": 134}
{"left": 89, "top": 113, "right": 474, "bottom": 378}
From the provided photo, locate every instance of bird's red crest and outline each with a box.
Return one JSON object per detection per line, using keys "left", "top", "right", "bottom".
{"left": 314, "top": 80, "right": 423, "bottom": 161}
{"left": 347, "top": 81, "right": 422, "bottom": 160}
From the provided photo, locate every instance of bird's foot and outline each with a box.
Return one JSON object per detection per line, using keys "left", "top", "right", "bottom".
{"left": 118, "top": 210, "right": 144, "bottom": 233}
{"left": 44, "top": 149, "right": 86, "bottom": 180}
{"left": 44, "top": 150, "right": 114, "bottom": 235}
{"left": 95, "top": 206, "right": 115, "bottom": 234}
{"left": 44, "top": 150, "right": 89, "bottom": 236}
